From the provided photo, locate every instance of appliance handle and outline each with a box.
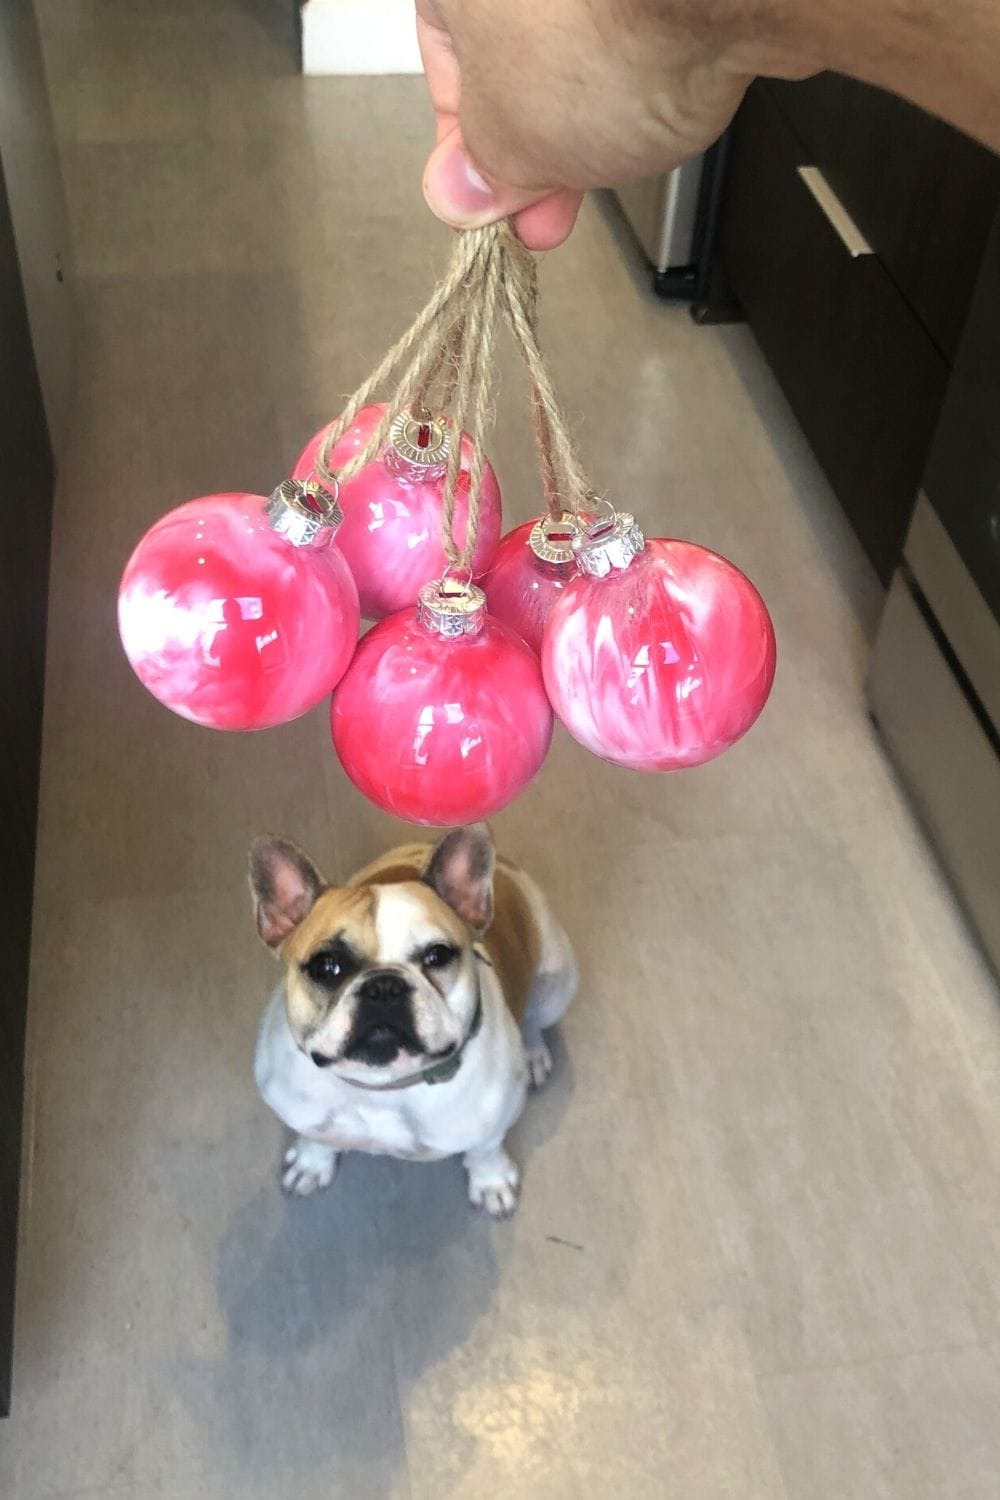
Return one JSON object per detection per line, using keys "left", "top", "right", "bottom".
{"left": 796, "top": 166, "right": 874, "bottom": 258}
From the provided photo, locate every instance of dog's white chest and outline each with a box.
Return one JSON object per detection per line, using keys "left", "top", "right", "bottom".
{"left": 307, "top": 1099, "right": 437, "bottom": 1160}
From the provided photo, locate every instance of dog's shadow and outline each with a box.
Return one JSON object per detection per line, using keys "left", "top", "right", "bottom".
{"left": 180, "top": 1034, "right": 574, "bottom": 1496}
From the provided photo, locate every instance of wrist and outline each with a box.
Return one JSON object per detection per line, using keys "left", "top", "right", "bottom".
{"left": 630, "top": 0, "right": 835, "bottom": 77}
{"left": 715, "top": 0, "right": 1000, "bottom": 153}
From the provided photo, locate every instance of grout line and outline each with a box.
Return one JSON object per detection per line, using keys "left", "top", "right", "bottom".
{"left": 758, "top": 1333, "right": 1000, "bottom": 1385}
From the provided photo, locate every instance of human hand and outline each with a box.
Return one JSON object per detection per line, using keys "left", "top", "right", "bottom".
{"left": 416, "top": 0, "right": 775, "bottom": 250}
{"left": 418, "top": 0, "right": 1000, "bottom": 250}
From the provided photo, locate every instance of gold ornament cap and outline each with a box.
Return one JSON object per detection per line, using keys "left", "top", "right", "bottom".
{"left": 528, "top": 512, "right": 583, "bottom": 566}
{"left": 386, "top": 408, "right": 451, "bottom": 482}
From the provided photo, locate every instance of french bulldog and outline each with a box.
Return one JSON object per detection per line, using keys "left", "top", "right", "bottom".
{"left": 250, "top": 824, "right": 576, "bottom": 1217}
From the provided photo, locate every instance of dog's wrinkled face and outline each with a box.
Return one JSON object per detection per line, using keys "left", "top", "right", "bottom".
{"left": 249, "top": 827, "right": 494, "bottom": 1083}
{"left": 282, "top": 882, "right": 477, "bottom": 1077}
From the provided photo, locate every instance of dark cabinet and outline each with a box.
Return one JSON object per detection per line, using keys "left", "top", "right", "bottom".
{"left": 0, "top": 0, "right": 68, "bottom": 1413}
{"left": 719, "top": 75, "right": 1000, "bottom": 582}
{"left": 768, "top": 76, "right": 1000, "bottom": 364}
{"left": 0, "top": 156, "right": 54, "bottom": 1418}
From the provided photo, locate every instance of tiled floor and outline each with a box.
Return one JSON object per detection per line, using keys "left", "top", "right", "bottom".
{"left": 5, "top": 2, "right": 1000, "bottom": 1496}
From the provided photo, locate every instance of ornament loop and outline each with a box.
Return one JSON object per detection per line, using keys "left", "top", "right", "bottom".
{"left": 572, "top": 509, "right": 646, "bottom": 579}
{"left": 266, "top": 477, "right": 343, "bottom": 549}
{"left": 583, "top": 492, "right": 616, "bottom": 525}
{"left": 438, "top": 561, "right": 475, "bottom": 594}
{"left": 417, "top": 578, "right": 486, "bottom": 639}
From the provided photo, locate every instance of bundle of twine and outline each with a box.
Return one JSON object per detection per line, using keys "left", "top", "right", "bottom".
{"left": 312, "top": 220, "right": 594, "bottom": 575}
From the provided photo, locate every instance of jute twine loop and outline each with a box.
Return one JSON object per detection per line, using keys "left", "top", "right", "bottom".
{"left": 313, "top": 221, "right": 592, "bottom": 573}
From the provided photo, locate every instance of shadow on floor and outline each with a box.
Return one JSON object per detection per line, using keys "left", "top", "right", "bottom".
{"left": 178, "top": 1032, "right": 574, "bottom": 1495}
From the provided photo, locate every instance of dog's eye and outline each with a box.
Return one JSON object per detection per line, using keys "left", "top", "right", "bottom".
{"left": 422, "top": 943, "right": 459, "bottom": 970}
{"left": 305, "top": 951, "right": 345, "bottom": 984}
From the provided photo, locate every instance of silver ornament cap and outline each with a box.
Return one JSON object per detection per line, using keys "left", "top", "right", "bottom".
{"left": 386, "top": 408, "right": 451, "bottom": 482}
{"left": 265, "top": 478, "right": 343, "bottom": 549}
{"left": 528, "top": 512, "right": 583, "bottom": 566}
{"left": 417, "top": 578, "right": 486, "bottom": 639}
{"left": 572, "top": 510, "right": 645, "bottom": 578}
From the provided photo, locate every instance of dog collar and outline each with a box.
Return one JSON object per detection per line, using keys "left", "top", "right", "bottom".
{"left": 340, "top": 948, "right": 489, "bottom": 1092}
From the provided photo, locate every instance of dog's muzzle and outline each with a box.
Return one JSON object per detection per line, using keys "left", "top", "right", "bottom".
{"left": 341, "top": 969, "right": 420, "bottom": 1067}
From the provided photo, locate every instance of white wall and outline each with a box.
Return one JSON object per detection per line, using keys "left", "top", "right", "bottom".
{"left": 302, "top": 0, "right": 423, "bottom": 76}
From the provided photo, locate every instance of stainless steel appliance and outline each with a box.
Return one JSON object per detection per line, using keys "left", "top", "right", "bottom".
{"left": 616, "top": 163, "right": 704, "bottom": 273}
{"left": 868, "top": 212, "right": 1000, "bottom": 974}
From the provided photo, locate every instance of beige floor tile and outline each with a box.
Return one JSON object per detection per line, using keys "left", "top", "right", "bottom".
{"left": 33, "top": 271, "right": 336, "bottom": 908}
{"left": 762, "top": 1343, "right": 1000, "bottom": 1500}
{"left": 75, "top": 21, "right": 220, "bottom": 146}
{"left": 66, "top": 136, "right": 281, "bottom": 278}
{"left": 72, "top": 4, "right": 297, "bottom": 148}
{"left": 400, "top": 1300, "right": 787, "bottom": 1500}
{"left": 61, "top": 272, "right": 285, "bottom": 506}
{"left": 840, "top": 782, "right": 1000, "bottom": 1095}
{"left": 623, "top": 826, "right": 1000, "bottom": 1374}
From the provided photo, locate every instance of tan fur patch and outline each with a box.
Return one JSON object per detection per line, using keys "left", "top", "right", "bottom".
{"left": 485, "top": 866, "right": 543, "bottom": 1025}
{"left": 280, "top": 884, "right": 377, "bottom": 968}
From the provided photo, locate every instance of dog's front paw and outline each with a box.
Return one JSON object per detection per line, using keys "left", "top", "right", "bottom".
{"left": 465, "top": 1146, "right": 521, "bottom": 1219}
{"left": 525, "top": 1039, "right": 553, "bottom": 1089}
{"left": 282, "top": 1138, "right": 339, "bottom": 1197}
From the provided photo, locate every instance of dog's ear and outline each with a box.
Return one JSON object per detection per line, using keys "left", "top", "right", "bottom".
{"left": 423, "top": 824, "right": 496, "bottom": 934}
{"left": 249, "top": 837, "right": 326, "bottom": 948}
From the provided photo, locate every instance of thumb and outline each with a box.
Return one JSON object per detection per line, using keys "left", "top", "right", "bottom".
{"left": 423, "top": 129, "right": 543, "bottom": 229}
{"left": 423, "top": 130, "right": 584, "bottom": 248}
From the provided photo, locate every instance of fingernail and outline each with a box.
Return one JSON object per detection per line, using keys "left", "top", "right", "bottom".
{"left": 425, "top": 140, "right": 497, "bottom": 226}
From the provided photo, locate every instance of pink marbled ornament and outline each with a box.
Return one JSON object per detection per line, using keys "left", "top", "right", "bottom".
{"left": 542, "top": 537, "right": 776, "bottom": 771}
{"left": 118, "top": 491, "right": 360, "bottom": 731}
{"left": 480, "top": 517, "right": 579, "bottom": 655}
{"left": 330, "top": 607, "right": 552, "bottom": 824}
{"left": 293, "top": 403, "right": 502, "bottom": 620}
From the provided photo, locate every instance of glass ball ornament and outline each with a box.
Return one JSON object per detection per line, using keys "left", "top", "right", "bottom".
{"left": 480, "top": 512, "right": 582, "bottom": 655}
{"left": 541, "top": 512, "right": 777, "bottom": 771}
{"left": 293, "top": 403, "right": 502, "bottom": 619}
{"left": 330, "top": 578, "right": 553, "bottom": 824}
{"left": 118, "top": 479, "right": 361, "bottom": 731}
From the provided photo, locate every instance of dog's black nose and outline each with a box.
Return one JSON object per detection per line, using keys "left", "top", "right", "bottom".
{"left": 310, "top": 1050, "right": 334, "bottom": 1068}
{"left": 357, "top": 970, "right": 410, "bottom": 1007}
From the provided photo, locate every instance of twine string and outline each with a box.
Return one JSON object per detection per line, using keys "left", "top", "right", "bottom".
{"left": 439, "top": 235, "right": 504, "bottom": 568}
{"left": 314, "top": 230, "right": 483, "bottom": 488}
{"left": 312, "top": 220, "right": 593, "bottom": 571}
{"left": 498, "top": 228, "right": 591, "bottom": 518}
{"left": 518, "top": 254, "right": 560, "bottom": 518}
{"left": 415, "top": 313, "right": 466, "bottom": 413}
